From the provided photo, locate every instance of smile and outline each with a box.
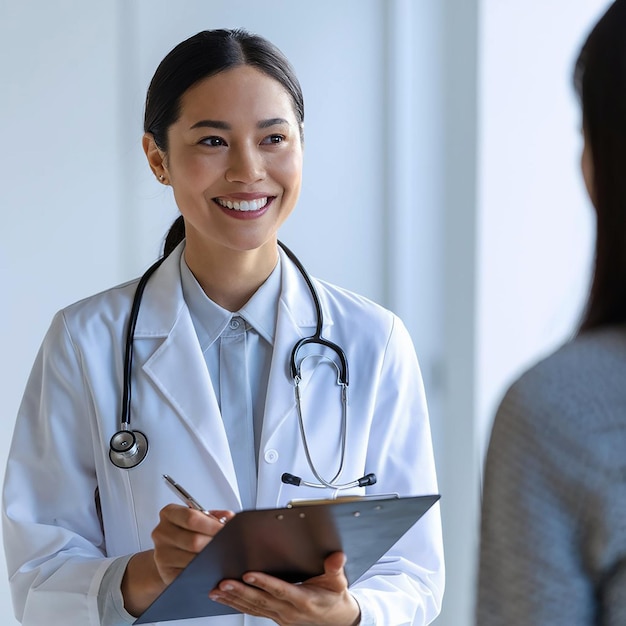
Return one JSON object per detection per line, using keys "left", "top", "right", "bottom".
{"left": 215, "top": 197, "right": 269, "bottom": 212}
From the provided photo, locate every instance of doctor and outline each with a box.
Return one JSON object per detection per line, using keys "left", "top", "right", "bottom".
{"left": 2, "top": 29, "right": 444, "bottom": 626}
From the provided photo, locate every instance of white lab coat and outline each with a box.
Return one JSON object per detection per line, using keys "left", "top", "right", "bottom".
{"left": 3, "top": 244, "right": 444, "bottom": 626}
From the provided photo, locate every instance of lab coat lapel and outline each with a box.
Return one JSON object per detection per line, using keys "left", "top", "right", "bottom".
{"left": 131, "top": 246, "right": 240, "bottom": 503}
{"left": 261, "top": 248, "right": 331, "bottom": 446}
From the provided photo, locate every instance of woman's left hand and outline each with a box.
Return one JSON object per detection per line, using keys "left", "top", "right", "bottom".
{"left": 209, "top": 551, "right": 361, "bottom": 626}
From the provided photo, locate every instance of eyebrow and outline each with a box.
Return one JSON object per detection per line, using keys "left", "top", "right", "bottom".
{"left": 189, "top": 118, "right": 291, "bottom": 131}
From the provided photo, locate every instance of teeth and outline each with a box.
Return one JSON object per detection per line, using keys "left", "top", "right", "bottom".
{"left": 216, "top": 197, "right": 268, "bottom": 212}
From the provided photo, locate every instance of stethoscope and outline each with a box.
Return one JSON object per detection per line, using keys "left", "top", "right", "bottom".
{"left": 109, "top": 241, "right": 376, "bottom": 491}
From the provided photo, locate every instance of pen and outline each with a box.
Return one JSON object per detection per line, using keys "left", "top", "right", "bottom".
{"left": 163, "top": 474, "right": 227, "bottom": 523}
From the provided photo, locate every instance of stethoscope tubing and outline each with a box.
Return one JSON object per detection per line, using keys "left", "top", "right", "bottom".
{"left": 110, "top": 240, "right": 374, "bottom": 490}
{"left": 120, "top": 257, "right": 165, "bottom": 432}
{"left": 277, "top": 241, "right": 349, "bottom": 386}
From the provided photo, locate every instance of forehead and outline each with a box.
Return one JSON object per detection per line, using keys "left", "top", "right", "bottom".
{"left": 178, "top": 65, "right": 297, "bottom": 124}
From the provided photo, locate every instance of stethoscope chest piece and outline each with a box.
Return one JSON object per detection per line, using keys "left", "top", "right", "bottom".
{"left": 109, "top": 429, "right": 148, "bottom": 469}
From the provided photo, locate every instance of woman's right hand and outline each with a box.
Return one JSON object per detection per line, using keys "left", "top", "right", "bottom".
{"left": 122, "top": 504, "right": 234, "bottom": 616}
{"left": 152, "top": 504, "right": 234, "bottom": 584}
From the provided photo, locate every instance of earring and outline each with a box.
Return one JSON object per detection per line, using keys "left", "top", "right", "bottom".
{"left": 159, "top": 175, "right": 165, "bottom": 182}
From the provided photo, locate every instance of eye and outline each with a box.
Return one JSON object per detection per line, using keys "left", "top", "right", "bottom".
{"left": 261, "top": 134, "right": 285, "bottom": 145}
{"left": 200, "top": 136, "right": 227, "bottom": 147}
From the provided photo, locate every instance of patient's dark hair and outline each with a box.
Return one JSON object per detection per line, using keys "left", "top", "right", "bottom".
{"left": 574, "top": 0, "right": 626, "bottom": 331}
{"left": 143, "top": 29, "right": 304, "bottom": 257}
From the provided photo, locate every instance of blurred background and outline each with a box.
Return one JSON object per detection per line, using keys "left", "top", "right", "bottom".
{"left": 0, "top": 0, "right": 611, "bottom": 623}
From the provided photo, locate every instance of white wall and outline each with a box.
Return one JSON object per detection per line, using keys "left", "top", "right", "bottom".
{"left": 438, "top": 2, "right": 480, "bottom": 623}
{"left": 1, "top": 2, "right": 121, "bottom": 621}
{"left": 476, "top": 0, "right": 611, "bottom": 459}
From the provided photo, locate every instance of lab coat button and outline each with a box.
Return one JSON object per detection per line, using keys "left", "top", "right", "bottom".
{"left": 264, "top": 449, "right": 279, "bottom": 463}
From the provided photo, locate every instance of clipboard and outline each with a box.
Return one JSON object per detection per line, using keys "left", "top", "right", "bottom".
{"left": 134, "top": 493, "right": 440, "bottom": 624}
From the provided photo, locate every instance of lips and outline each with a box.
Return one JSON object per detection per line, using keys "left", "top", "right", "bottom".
{"left": 215, "top": 197, "right": 269, "bottom": 212}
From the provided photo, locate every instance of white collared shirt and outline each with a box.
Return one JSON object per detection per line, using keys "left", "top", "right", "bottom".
{"left": 179, "top": 250, "right": 281, "bottom": 510}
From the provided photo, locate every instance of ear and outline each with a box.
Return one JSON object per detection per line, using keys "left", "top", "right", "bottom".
{"left": 143, "top": 133, "right": 169, "bottom": 183}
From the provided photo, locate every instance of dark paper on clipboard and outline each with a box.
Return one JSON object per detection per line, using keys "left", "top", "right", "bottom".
{"left": 134, "top": 493, "right": 440, "bottom": 624}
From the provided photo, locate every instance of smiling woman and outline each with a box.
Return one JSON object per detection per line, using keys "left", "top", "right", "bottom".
{"left": 145, "top": 65, "right": 303, "bottom": 311}
{"left": 2, "top": 28, "right": 443, "bottom": 626}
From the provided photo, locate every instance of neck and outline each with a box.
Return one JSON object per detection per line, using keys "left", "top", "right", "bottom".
{"left": 183, "top": 241, "right": 278, "bottom": 312}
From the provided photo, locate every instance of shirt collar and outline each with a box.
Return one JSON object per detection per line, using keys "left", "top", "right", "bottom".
{"left": 180, "top": 249, "right": 281, "bottom": 350}
{"left": 239, "top": 256, "right": 281, "bottom": 345}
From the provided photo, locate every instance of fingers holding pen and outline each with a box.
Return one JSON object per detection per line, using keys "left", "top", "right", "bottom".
{"left": 121, "top": 506, "right": 234, "bottom": 614}
{"left": 152, "top": 504, "right": 235, "bottom": 584}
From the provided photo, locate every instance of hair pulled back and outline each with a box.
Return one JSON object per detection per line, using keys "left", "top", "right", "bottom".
{"left": 144, "top": 29, "right": 305, "bottom": 257}
{"left": 574, "top": 0, "right": 626, "bottom": 331}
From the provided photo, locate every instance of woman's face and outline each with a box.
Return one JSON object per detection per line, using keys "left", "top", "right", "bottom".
{"left": 149, "top": 65, "right": 303, "bottom": 260}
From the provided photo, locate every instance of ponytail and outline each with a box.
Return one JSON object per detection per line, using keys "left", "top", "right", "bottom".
{"left": 163, "top": 215, "right": 185, "bottom": 258}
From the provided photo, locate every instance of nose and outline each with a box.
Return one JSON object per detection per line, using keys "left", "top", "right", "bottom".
{"left": 225, "top": 143, "right": 265, "bottom": 184}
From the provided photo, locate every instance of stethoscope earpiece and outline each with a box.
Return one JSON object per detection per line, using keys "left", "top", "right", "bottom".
{"left": 281, "top": 472, "right": 377, "bottom": 489}
{"left": 109, "top": 429, "right": 149, "bottom": 469}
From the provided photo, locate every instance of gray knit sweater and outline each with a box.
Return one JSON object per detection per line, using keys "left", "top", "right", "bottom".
{"left": 476, "top": 326, "right": 626, "bottom": 625}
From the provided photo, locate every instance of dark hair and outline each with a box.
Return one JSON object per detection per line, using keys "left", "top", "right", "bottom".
{"left": 144, "top": 29, "right": 305, "bottom": 257}
{"left": 574, "top": 0, "right": 626, "bottom": 332}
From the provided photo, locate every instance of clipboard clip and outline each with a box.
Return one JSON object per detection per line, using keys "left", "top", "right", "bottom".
{"left": 287, "top": 493, "right": 399, "bottom": 508}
